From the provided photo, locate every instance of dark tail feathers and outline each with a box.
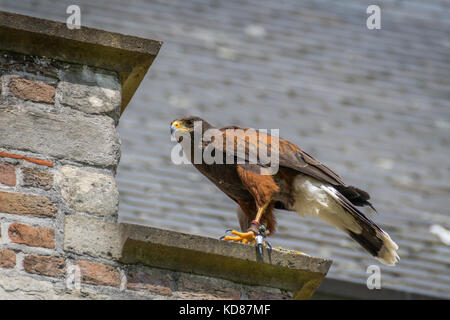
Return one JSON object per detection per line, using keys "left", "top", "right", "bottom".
{"left": 335, "top": 185, "right": 377, "bottom": 212}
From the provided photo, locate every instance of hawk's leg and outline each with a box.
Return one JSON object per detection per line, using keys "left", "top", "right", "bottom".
{"left": 223, "top": 164, "right": 278, "bottom": 245}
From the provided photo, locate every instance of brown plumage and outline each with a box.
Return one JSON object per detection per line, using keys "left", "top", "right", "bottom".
{"left": 170, "top": 116, "right": 399, "bottom": 265}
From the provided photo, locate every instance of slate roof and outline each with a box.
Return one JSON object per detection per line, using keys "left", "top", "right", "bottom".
{"left": 3, "top": 0, "right": 449, "bottom": 298}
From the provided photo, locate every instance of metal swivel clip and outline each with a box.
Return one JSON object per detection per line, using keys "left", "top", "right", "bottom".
{"left": 255, "top": 225, "right": 272, "bottom": 260}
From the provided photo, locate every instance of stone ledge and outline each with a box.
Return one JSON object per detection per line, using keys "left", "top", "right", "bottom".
{"left": 64, "top": 215, "right": 332, "bottom": 299}
{"left": 120, "top": 224, "right": 332, "bottom": 299}
{"left": 0, "top": 10, "right": 162, "bottom": 114}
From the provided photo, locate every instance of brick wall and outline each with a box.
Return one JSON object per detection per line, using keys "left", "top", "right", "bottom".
{"left": 0, "top": 49, "right": 121, "bottom": 298}
{"left": 0, "top": 48, "right": 303, "bottom": 300}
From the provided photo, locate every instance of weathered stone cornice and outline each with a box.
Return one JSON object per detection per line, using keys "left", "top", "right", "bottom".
{"left": 0, "top": 10, "right": 162, "bottom": 114}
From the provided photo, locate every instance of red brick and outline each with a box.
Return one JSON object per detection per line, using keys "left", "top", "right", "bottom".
{"left": 23, "top": 255, "right": 66, "bottom": 277}
{"left": 127, "top": 269, "right": 172, "bottom": 295}
{"left": 0, "top": 249, "right": 16, "bottom": 269}
{"left": 0, "top": 163, "right": 16, "bottom": 186}
{"left": 75, "top": 261, "right": 120, "bottom": 287}
{"left": 0, "top": 191, "right": 56, "bottom": 218}
{"left": 21, "top": 167, "right": 53, "bottom": 190}
{"left": 0, "top": 152, "right": 53, "bottom": 167}
{"left": 8, "top": 223, "right": 55, "bottom": 248}
{"left": 9, "top": 77, "right": 55, "bottom": 104}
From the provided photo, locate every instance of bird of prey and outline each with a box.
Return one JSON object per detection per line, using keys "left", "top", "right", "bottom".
{"left": 170, "top": 116, "right": 399, "bottom": 266}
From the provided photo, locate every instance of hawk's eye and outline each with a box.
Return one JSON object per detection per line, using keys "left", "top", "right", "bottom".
{"left": 185, "top": 120, "right": 194, "bottom": 127}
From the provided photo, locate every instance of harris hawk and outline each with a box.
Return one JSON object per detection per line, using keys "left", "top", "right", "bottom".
{"left": 170, "top": 116, "right": 399, "bottom": 266}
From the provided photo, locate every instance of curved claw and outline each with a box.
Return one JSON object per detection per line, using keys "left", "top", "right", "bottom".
{"left": 219, "top": 229, "right": 234, "bottom": 240}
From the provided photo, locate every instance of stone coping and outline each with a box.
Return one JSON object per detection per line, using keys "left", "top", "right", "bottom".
{"left": 64, "top": 216, "right": 332, "bottom": 299}
{"left": 0, "top": 10, "right": 162, "bottom": 114}
{"left": 120, "top": 224, "right": 332, "bottom": 299}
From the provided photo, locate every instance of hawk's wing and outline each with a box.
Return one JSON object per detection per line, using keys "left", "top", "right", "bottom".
{"left": 209, "top": 125, "right": 344, "bottom": 185}
{"left": 277, "top": 137, "right": 345, "bottom": 186}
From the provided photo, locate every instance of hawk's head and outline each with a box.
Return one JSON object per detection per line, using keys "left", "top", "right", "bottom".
{"left": 170, "top": 116, "right": 209, "bottom": 142}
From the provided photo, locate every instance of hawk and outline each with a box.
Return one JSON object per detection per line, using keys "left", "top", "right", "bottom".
{"left": 170, "top": 116, "right": 399, "bottom": 266}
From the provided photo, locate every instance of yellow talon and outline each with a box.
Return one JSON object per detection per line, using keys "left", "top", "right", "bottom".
{"left": 223, "top": 230, "right": 256, "bottom": 244}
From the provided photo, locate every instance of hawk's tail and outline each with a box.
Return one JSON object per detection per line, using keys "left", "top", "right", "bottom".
{"left": 320, "top": 185, "right": 400, "bottom": 266}
{"left": 347, "top": 223, "right": 399, "bottom": 266}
